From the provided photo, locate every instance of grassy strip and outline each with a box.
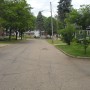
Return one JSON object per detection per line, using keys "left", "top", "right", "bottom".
{"left": 0, "top": 35, "right": 31, "bottom": 44}
{"left": 56, "top": 44, "right": 90, "bottom": 57}
{"left": 47, "top": 39, "right": 66, "bottom": 45}
{"left": 0, "top": 39, "right": 28, "bottom": 44}
{"left": 47, "top": 39, "right": 90, "bottom": 57}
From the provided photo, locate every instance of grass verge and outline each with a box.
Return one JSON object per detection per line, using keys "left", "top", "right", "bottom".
{"left": 47, "top": 39, "right": 90, "bottom": 57}
{"left": 47, "top": 39, "right": 66, "bottom": 45}
{"left": 0, "top": 39, "right": 28, "bottom": 44}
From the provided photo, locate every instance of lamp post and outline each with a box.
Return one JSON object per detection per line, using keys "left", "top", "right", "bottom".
{"left": 50, "top": 2, "right": 54, "bottom": 43}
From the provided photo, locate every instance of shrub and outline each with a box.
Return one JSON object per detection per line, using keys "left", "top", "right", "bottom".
{"left": 60, "top": 24, "right": 76, "bottom": 45}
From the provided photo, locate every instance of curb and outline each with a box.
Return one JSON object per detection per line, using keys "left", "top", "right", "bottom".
{"left": 55, "top": 45, "right": 90, "bottom": 59}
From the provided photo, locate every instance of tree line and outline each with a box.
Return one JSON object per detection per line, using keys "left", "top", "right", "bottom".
{"left": 0, "top": 0, "right": 35, "bottom": 40}
{"left": 0, "top": 0, "right": 90, "bottom": 48}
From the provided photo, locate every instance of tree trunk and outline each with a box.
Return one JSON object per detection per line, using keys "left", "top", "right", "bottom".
{"left": 67, "top": 41, "right": 71, "bottom": 45}
{"left": 9, "top": 28, "right": 11, "bottom": 40}
{"left": 6, "top": 28, "right": 8, "bottom": 36}
{"left": 16, "top": 30, "right": 18, "bottom": 40}
{"left": 84, "top": 46, "right": 87, "bottom": 54}
{"left": 21, "top": 31, "right": 23, "bottom": 40}
{"left": 68, "top": 43, "right": 70, "bottom": 45}
{"left": 84, "top": 30, "right": 87, "bottom": 54}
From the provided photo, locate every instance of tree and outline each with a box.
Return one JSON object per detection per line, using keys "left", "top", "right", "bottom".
{"left": 64, "top": 8, "right": 80, "bottom": 25}
{"left": 78, "top": 5, "right": 90, "bottom": 30}
{"left": 0, "top": 0, "right": 33, "bottom": 40}
{"left": 45, "top": 17, "right": 51, "bottom": 35}
{"left": 60, "top": 23, "right": 75, "bottom": 45}
{"left": 77, "top": 5, "right": 90, "bottom": 54}
{"left": 36, "top": 11, "right": 44, "bottom": 37}
{"left": 0, "top": 0, "right": 6, "bottom": 27}
{"left": 28, "top": 15, "right": 36, "bottom": 31}
{"left": 57, "top": 0, "right": 72, "bottom": 26}
{"left": 15, "top": 0, "right": 33, "bottom": 40}
{"left": 44, "top": 17, "right": 57, "bottom": 36}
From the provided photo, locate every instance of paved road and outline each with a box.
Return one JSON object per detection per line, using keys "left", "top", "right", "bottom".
{"left": 0, "top": 39, "right": 90, "bottom": 90}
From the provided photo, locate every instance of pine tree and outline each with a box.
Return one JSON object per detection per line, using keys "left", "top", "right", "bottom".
{"left": 36, "top": 11, "right": 44, "bottom": 37}
{"left": 57, "top": 0, "right": 72, "bottom": 25}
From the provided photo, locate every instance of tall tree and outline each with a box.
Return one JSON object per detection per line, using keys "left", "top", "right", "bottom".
{"left": 36, "top": 11, "right": 44, "bottom": 37}
{"left": 78, "top": 5, "right": 90, "bottom": 30}
{"left": 57, "top": 0, "right": 72, "bottom": 27}
{"left": 0, "top": 0, "right": 6, "bottom": 27}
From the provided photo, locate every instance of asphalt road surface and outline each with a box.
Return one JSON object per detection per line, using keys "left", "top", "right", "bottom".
{"left": 0, "top": 39, "right": 90, "bottom": 90}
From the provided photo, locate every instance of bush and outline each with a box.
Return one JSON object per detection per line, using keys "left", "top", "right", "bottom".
{"left": 60, "top": 24, "right": 76, "bottom": 45}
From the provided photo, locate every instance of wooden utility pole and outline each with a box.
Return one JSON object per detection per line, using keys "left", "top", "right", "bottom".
{"left": 50, "top": 2, "right": 53, "bottom": 43}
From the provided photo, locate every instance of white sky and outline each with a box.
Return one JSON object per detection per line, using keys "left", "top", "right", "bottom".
{"left": 26, "top": 0, "right": 90, "bottom": 17}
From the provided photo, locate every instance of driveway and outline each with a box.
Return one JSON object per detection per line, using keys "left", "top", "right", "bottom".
{"left": 0, "top": 39, "right": 90, "bottom": 90}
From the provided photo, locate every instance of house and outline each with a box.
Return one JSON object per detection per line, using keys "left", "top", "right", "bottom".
{"left": 75, "top": 26, "right": 90, "bottom": 40}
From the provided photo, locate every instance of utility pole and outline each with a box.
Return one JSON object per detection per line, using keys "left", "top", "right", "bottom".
{"left": 50, "top": 2, "right": 53, "bottom": 43}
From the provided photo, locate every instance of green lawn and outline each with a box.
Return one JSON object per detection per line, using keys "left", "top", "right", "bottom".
{"left": 0, "top": 35, "right": 31, "bottom": 44}
{"left": 47, "top": 39, "right": 66, "bottom": 45}
{"left": 56, "top": 44, "right": 90, "bottom": 57}
{"left": 47, "top": 39, "right": 90, "bottom": 57}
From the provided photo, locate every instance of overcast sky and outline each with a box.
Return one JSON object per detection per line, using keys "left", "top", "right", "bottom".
{"left": 26, "top": 0, "right": 90, "bottom": 17}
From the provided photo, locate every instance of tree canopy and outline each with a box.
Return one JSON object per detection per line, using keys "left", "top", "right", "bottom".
{"left": 36, "top": 11, "right": 44, "bottom": 36}
{"left": 44, "top": 17, "right": 57, "bottom": 35}
{"left": 0, "top": 0, "right": 35, "bottom": 40}
{"left": 57, "top": 0, "right": 72, "bottom": 25}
